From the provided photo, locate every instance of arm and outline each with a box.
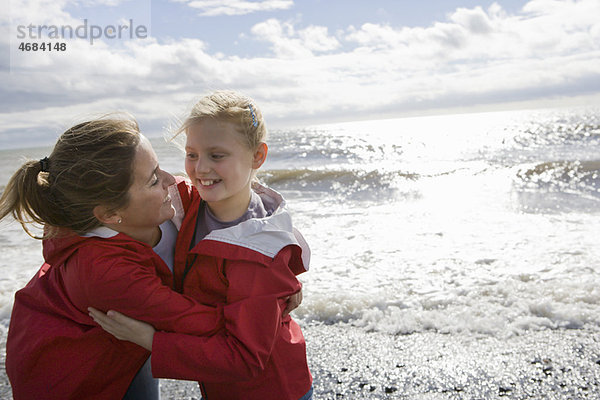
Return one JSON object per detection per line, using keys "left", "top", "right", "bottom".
{"left": 151, "top": 295, "right": 284, "bottom": 381}
{"left": 147, "top": 246, "right": 303, "bottom": 382}
{"left": 77, "top": 247, "right": 285, "bottom": 381}
{"left": 66, "top": 247, "right": 223, "bottom": 336}
{"left": 88, "top": 308, "right": 155, "bottom": 351}
{"left": 283, "top": 288, "right": 303, "bottom": 317}
{"left": 88, "top": 288, "right": 302, "bottom": 348}
{"left": 81, "top": 241, "right": 302, "bottom": 382}
{"left": 90, "top": 296, "right": 284, "bottom": 382}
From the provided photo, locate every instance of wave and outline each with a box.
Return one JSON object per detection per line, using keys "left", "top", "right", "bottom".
{"left": 293, "top": 276, "right": 600, "bottom": 337}
{"left": 514, "top": 160, "right": 600, "bottom": 213}
{"left": 517, "top": 160, "right": 600, "bottom": 189}
{"left": 258, "top": 168, "right": 420, "bottom": 201}
{"left": 260, "top": 168, "right": 417, "bottom": 186}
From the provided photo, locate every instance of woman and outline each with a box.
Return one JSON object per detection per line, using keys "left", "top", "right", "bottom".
{"left": 0, "top": 117, "right": 291, "bottom": 399}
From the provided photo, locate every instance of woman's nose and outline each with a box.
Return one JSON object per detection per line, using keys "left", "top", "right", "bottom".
{"left": 162, "top": 170, "right": 176, "bottom": 187}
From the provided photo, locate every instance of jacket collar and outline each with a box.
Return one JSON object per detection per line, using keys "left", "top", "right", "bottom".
{"left": 82, "top": 226, "right": 119, "bottom": 238}
{"left": 183, "top": 182, "right": 310, "bottom": 269}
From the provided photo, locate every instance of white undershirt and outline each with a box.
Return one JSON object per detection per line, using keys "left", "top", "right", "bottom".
{"left": 152, "top": 220, "right": 177, "bottom": 271}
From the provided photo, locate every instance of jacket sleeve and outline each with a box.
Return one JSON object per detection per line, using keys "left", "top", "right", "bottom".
{"left": 148, "top": 246, "right": 303, "bottom": 382}
{"left": 226, "top": 245, "right": 303, "bottom": 302}
{"left": 151, "top": 295, "right": 285, "bottom": 381}
{"left": 65, "top": 248, "right": 223, "bottom": 336}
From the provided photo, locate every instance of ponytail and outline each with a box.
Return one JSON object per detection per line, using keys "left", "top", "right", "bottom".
{"left": 0, "top": 159, "right": 55, "bottom": 238}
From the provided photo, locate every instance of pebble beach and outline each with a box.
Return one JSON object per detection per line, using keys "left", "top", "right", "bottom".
{"left": 2, "top": 323, "right": 600, "bottom": 399}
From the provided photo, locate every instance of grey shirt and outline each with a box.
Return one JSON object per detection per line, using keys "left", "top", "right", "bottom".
{"left": 193, "top": 190, "right": 271, "bottom": 247}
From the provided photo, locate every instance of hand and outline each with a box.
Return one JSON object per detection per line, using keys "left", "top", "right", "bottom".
{"left": 88, "top": 307, "right": 156, "bottom": 351}
{"left": 282, "top": 289, "right": 303, "bottom": 317}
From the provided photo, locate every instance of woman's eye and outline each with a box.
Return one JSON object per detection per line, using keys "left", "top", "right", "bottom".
{"left": 151, "top": 175, "right": 159, "bottom": 186}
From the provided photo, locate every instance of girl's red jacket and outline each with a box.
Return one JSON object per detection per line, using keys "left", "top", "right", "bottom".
{"left": 150, "top": 180, "right": 312, "bottom": 400}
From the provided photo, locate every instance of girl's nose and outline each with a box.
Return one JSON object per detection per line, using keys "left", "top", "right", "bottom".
{"left": 195, "top": 158, "right": 210, "bottom": 174}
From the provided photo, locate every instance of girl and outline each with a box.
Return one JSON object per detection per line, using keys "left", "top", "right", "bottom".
{"left": 91, "top": 92, "right": 313, "bottom": 400}
{"left": 1, "top": 117, "right": 289, "bottom": 399}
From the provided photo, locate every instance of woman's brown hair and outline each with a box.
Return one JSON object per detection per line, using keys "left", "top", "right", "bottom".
{"left": 0, "top": 117, "right": 141, "bottom": 238}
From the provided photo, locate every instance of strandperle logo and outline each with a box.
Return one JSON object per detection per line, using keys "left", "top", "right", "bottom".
{"left": 16, "top": 19, "right": 148, "bottom": 45}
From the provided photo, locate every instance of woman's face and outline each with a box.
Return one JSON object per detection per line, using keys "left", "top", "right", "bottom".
{"left": 116, "top": 136, "right": 175, "bottom": 243}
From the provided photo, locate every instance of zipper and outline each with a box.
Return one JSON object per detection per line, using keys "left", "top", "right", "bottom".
{"left": 180, "top": 200, "right": 207, "bottom": 399}
{"left": 179, "top": 211, "right": 201, "bottom": 289}
{"left": 182, "top": 253, "right": 197, "bottom": 285}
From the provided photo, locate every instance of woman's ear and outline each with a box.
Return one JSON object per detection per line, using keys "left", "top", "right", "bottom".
{"left": 252, "top": 142, "right": 268, "bottom": 169}
{"left": 93, "top": 205, "right": 120, "bottom": 225}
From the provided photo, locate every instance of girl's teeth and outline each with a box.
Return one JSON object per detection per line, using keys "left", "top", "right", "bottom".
{"left": 201, "top": 180, "right": 215, "bottom": 186}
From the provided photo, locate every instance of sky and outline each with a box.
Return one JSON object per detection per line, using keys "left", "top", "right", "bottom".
{"left": 1, "top": 0, "right": 600, "bottom": 148}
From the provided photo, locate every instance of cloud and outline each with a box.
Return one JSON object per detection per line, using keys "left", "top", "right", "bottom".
{"left": 251, "top": 18, "right": 340, "bottom": 58}
{"left": 450, "top": 6, "right": 493, "bottom": 34}
{"left": 2, "top": 0, "right": 600, "bottom": 144}
{"left": 180, "top": 0, "right": 293, "bottom": 17}
{"left": 345, "top": 0, "right": 600, "bottom": 63}
{"left": 83, "top": 0, "right": 133, "bottom": 6}
{"left": 1, "top": 0, "right": 76, "bottom": 46}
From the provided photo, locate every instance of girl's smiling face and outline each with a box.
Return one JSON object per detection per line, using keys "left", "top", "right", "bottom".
{"left": 184, "top": 119, "right": 267, "bottom": 222}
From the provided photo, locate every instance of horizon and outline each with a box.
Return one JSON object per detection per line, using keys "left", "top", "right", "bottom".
{"left": 0, "top": 100, "right": 597, "bottom": 151}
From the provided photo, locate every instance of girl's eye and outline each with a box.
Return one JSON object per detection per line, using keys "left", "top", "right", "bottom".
{"left": 211, "top": 153, "right": 225, "bottom": 160}
{"left": 186, "top": 153, "right": 197, "bottom": 160}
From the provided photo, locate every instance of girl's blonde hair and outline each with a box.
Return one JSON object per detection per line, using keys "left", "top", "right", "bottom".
{"left": 173, "top": 90, "right": 267, "bottom": 150}
{"left": 0, "top": 117, "right": 141, "bottom": 238}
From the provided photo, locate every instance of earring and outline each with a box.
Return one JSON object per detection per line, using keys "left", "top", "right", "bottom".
{"left": 118, "top": 218, "right": 122, "bottom": 224}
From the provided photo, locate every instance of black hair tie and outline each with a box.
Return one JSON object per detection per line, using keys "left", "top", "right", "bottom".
{"left": 39, "top": 157, "right": 49, "bottom": 172}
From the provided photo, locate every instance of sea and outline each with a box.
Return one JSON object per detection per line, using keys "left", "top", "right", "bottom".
{"left": 1, "top": 106, "right": 600, "bottom": 340}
